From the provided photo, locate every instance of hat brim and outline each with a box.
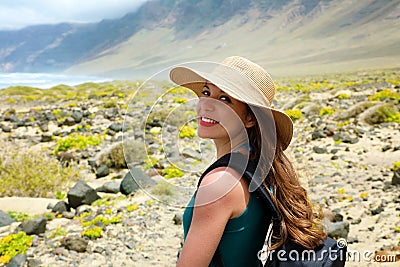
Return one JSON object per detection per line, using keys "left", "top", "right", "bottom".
{"left": 170, "top": 66, "right": 293, "bottom": 150}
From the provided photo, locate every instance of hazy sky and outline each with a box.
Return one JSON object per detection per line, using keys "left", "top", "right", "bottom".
{"left": 0, "top": 0, "right": 148, "bottom": 30}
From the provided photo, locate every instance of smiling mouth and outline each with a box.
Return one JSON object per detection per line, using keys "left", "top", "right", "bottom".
{"left": 201, "top": 117, "right": 218, "bottom": 123}
{"left": 199, "top": 117, "right": 219, "bottom": 127}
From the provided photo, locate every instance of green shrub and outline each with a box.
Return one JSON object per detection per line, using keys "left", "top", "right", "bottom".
{"left": 81, "top": 215, "right": 121, "bottom": 227}
{"left": 0, "top": 146, "right": 81, "bottom": 198}
{"left": 54, "top": 133, "right": 104, "bottom": 154}
{"left": 81, "top": 226, "right": 102, "bottom": 240}
{"left": 143, "top": 157, "right": 159, "bottom": 170}
{"left": 55, "top": 191, "right": 67, "bottom": 200}
{"left": 0, "top": 86, "right": 42, "bottom": 96}
{"left": 372, "top": 104, "right": 400, "bottom": 123}
{"left": 284, "top": 109, "right": 303, "bottom": 121}
{"left": 7, "top": 211, "right": 31, "bottom": 222}
{"left": 104, "top": 101, "right": 118, "bottom": 108}
{"left": 151, "top": 181, "right": 176, "bottom": 196}
{"left": 319, "top": 107, "right": 335, "bottom": 116}
{"left": 173, "top": 97, "right": 187, "bottom": 103}
{"left": 126, "top": 202, "right": 139, "bottom": 212}
{"left": 48, "top": 226, "right": 68, "bottom": 239}
{"left": 392, "top": 162, "right": 400, "bottom": 171}
{"left": 179, "top": 125, "right": 196, "bottom": 138}
{"left": 368, "top": 89, "right": 400, "bottom": 103}
{"left": 337, "top": 93, "right": 350, "bottom": 99}
{"left": 162, "top": 166, "right": 184, "bottom": 179}
{"left": 5, "top": 98, "right": 17, "bottom": 104}
{"left": 0, "top": 232, "right": 33, "bottom": 265}
{"left": 97, "top": 142, "right": 127, "bottom": 169}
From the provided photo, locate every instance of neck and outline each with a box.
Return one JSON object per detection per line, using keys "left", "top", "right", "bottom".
{"left": 214, "top": 136, "right": 250, "bottom": 159}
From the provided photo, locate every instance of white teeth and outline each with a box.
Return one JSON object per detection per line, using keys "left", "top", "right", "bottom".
{"left": 201, "top": 117, "right": 217, "bottom": 123}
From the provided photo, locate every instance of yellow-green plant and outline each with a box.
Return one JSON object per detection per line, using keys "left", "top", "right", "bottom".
{"left": 0, "top": 146, "right": 81, "bottom": 198}
{"left": 173, "top": 97, "right": 187, "bottom": 103}
{"left": 81, "top": 227, "right": 103, "bottom": 240}
{"left": 162, "top": 166, "right": 184, "bottom": 179}
{"left": 373, "top": 104, "right": 400, "bottom": 123}
{"left": 393, "top": 162, "right": 400, "bottom": 171}
{"left": 360, "top": 192, "right": 369, "bottom": 200}
{"left": 337, "top": 121, "right": 350, "bottom": 128}
{"left": 81, "top": 215, "right": 121, "bottom": 227}
{"left": 54, "top": 133, "right": 103, "bottom": 154}
{"left": 7, "top": 211, "right": 31, "bottom": 222}
{"left": 166, "top": 86, "right": 190, "bottom": 95}
{"left": 48, "top": 226, "right": 68, "bottom": 239}
{"left": 55, "top": 191, "right": 67, "bottom": 200}
{"left": 104, "top": 100, "right": 118, "bottom": 108}
{"left": 143, "top": 157, "right": 159, "bottom": 170}
{"left": 5, "top": 98, "right": 17, "bottom": 104}
{"left": 91, "top": 198, "right": 112, "bottom": 207}
{"left": 337, "top": 94, "right": 350, "bottom": 99}
{"left": 126, "top": 203, "right": 139, "bottom": 212}
{"left": 368, "top": 89, "right": 400, "bottom": 102}
{"left": 0, "top": 232, "right": 33, "bottom": 265}
{"left": 284, "top": 109, "right": 303, "bottom": 121}
{"left": 319, "top": 107, "right": 335, "bottom": 116}
{"left": 179, "top": 125, "right": 196, "bottom": 138}
{"left": 151, "top": 181, "right": 176, "bottom": 196}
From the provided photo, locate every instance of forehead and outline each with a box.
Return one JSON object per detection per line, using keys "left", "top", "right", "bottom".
{"left": 204, "top": 82, "right": 224, "bottom": 93}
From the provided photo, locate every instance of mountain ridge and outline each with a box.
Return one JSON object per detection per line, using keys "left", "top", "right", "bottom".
{"left": 0, "top": 0, "right": 399, "bottom": 78}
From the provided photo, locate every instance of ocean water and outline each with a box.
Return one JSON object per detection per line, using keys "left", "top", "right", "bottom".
{"left": 0, "top": 72, "right": 111, "bottom": 90}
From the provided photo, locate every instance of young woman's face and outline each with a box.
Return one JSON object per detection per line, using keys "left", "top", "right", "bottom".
{"left": 196, "top": 83, "right": 254, "bottom": 141}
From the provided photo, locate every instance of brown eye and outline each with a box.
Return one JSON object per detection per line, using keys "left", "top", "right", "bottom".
{"left": 201, "top": 90, "right": 210, "bottom": 96}
{"left": 220, "top": 95, "right": 231, "bottom": 103}
{"left": 201, "top": 87, "right": 210, "bottom": 96}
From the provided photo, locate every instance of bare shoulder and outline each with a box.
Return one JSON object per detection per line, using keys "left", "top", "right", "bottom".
{"left": 195, "top": 166, "right": 245, "bottom": 208}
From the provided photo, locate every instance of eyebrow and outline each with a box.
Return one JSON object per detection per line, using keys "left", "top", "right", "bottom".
{"left": 204, "top": 82, "right": 224, "bottom": 93}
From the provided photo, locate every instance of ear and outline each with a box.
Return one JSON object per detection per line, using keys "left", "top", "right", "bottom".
{"left": 244, "top": 112, "right": 256, "bottom": 128}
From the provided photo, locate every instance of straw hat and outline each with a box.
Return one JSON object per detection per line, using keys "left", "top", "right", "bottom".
{"left": 169, "top": 56, "right": 293, "bottom": 150}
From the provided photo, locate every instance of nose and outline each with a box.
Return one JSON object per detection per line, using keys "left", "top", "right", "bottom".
{"left": 197, "top": 97, "right": 215, "bottom": 111}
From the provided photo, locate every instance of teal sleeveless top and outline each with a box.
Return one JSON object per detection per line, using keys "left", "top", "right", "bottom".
{"left": 183, "top": 190, "right": 271, "bottom": 266}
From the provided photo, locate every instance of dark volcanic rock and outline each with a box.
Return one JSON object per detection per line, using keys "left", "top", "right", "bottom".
{"left": 67, "top": 180, "right": 101, "bottom": 209}
{"left": 0, "top": 210, "right": 15, "bottom": 227}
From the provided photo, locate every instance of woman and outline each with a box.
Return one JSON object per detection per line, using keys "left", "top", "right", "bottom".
{"left": 169, "top": 56, "right": 325, "bottom": 266}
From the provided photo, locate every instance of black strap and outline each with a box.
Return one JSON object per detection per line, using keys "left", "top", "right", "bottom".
{"left": 198, "top": 153, "right": 280, "bottom": 220}
{"left": 197, "top": 153, "right": 281, "bottom": 267}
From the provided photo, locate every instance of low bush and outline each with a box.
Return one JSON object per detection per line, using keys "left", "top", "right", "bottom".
{"left": 54, "top": 133, "right": 104, "bottom": 155}
{"left": 368, "top": 89, "right": 400, "bottom": 103}
{"left": 7, "top": 211, "right": 31, "bottom": 222}
{"left": 374, "top": 104, "right": 400, "bottom": 123}
{"left": 179, "top": 125, "right": 196, "bottom": 138}
{"left": 0, "top": 232, "right": 33, "bottom": 265}
{"left": 284, "top": 109, "right": 303, "bottom": 121}
{"left": 151, "top": 181, "right": 176, "bottom": 196}
{"left": 0, "top": 146, "right": 81, "bottom": 198}
{"left": 319, "top": 107, "right": 335, "bottom": 116}
{"left": 81, "top": 226, "right": 103, "bottom": 240}
{"left": 162, "top": 165, "right": 184, "bottom": 179}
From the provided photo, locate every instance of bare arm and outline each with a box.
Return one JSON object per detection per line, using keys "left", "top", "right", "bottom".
{"left": 176, "top": 167, "right": 247, "bottom": 267}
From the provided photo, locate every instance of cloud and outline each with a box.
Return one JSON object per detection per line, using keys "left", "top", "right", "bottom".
{"left": 0, "top": 0, "right": 148, "bottom": 30}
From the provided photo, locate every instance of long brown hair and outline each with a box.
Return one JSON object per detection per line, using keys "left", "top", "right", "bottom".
{"left": 247, "top": 106, "right": 325, "bottom": 250}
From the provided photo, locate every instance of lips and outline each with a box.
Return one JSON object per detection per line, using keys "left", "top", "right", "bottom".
{"left": 199, "top": 116, "right": 219, "bottom": 127}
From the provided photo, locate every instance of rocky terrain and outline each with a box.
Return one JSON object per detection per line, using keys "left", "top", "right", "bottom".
{"left": 0, "top": 69, "right": 399, "bottom": 266}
